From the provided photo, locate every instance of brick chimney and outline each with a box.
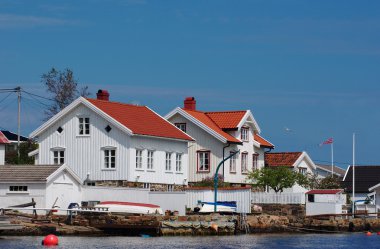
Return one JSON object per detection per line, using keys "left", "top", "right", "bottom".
{"left": 96, "top": 89, "right": 110, "bottom": 101}
{"left": 184, "top": 97, "right": 196, "bottom": 111}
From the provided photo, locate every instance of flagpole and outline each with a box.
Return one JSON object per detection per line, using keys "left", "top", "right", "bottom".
{"left": 331, "top": 142, "right": 334, "bottom": 176}
{"left": 352, "top": 133, "right": 355, "bottom": 217}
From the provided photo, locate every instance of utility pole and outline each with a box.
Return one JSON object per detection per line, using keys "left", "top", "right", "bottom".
{"left": 15, "top": 86, "right": 21, "bottom": 162}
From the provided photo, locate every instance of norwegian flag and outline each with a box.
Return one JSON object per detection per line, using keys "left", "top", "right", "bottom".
{"left": 320, "top": 137, "right": 333, "bottom": 146}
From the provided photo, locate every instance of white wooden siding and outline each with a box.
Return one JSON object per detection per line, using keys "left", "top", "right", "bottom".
{"left": 36, "top": 104, "right": 129, "bottom": 181}
{"left": 83, "top": 186, "right": 150, "bottom": 203}
{"left": 168, "top": 114, "right": 266, "bottom": 184}
{"left": 149, "top": 192, "right": 186, "bottom": 215}
{"left": 0, "top": 145, "right": 5, "bottom": 165}
{"left": 129, "top": 136, "right": 188, "bottom": 185}
{"left": 46, "top": 171, "right": 83, "bottom": 211}
{"left": 252, "top": 192, "right": 305, "bottom": 204}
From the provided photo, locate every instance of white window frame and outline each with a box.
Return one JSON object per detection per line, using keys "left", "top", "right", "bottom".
{"left": 175, "top": 123, "right": 186, "bottom": 133}
{"left": 104, "top": 148, "right": 116, "bottom": 169}
{"left": 176, "top": 153, "right": 182, "bottom": 172}
{"left": 241, "top": 127, "right": 249, "bottom": 142}
{"left": 52, "top": 149, "right": 65, "bottom": 165}
{"left": 136, "top": 149, "right": 143, "bottom": 169}
{"left": 299, "top": 167, "right": 307, "bottom": 175}
{"left": 241, "top": 152, "right": 248, "bottom": 174}
{"left": 167, "top": 184, "right": 174, "bottom": 192}
{"left": 78, "top": 116, "right": 90, "bottom": 135}
{"left": 147, "top": 150, "right": 154, "bottom": 170}
{"left": 252, "top": 153, "right": 259, "bottom": 171}
{"left": 197, "top": 151, "right": 210, "bottom": 172}
{"left": 143, "top": 183, "right": 151, "bottom": 189}
{"left": 165, "top": 152, "right": 172, "bottom": 171}
{"left": 230, "top": 152, "right": 237, "bottom": 173}
{"left": 8, "top": 185, "right": 28, "bottom": 193}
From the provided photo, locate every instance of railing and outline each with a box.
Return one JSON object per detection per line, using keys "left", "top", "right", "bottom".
{"left": 251, "top": 192, "right": 305, "bottom": 204}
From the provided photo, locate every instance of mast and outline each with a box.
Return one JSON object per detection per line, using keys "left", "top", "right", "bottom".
{"left": 16, "top": 86, "right": 21, "bottom": 162}
{"left": 352, "top": 133, "right": 355, "bottom": 217}
{"left": 331, "top": 142, "right": 334, "bottom": 176}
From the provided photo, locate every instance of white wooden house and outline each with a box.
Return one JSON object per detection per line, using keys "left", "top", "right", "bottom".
{"left": 265, "top": 152, "right": 317, "bottom": 193}
{"left": 0, "top": 164, "right": 82, "bottom": 213}
{"left": 0, "top": 131, "right": 10, "bottom": 165}
{"left": 29, "top": 90, "right": 193, "bottom": 190}
{"left": 165, "top": 97, "right": 274, "bottom": 185}
{"left": 305, "top": 189, "right": 346, "bottom": 216}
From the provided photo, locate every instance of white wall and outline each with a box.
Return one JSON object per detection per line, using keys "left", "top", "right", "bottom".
{"left": 0, "top": 183, "right": 46, "bottom": 212}
{"left": 129, "top": 136, "right": 188, "bottom": 185}
{"left": 186, "top": 188, "right": 251, "bottom": 213}
{"left": 46, "top": 170, "right": 82, "bottom": 211}
{"left": 82, "top": 186, "right": 150, "bottom": 203}
{"left": 149, "top": 192, "right": 186, "bottom": 215}
{"left": 306, "top": 202, "right": 343, "bottom": 216}
{"left": 0, "top": 145, "right": 5, "bottom": 165}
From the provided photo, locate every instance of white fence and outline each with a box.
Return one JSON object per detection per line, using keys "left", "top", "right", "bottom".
{"left": 186, "top": 188, "right": 252, "bottom": 213}
{"left": 251, "top": 192, "right": 305, "bottom": 204}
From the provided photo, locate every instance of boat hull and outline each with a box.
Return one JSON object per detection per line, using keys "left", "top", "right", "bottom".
{"left": 95, "top": 201, "right": 163, "bottom": 215}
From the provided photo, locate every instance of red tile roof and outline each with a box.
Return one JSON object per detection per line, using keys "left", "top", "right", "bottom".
{"left": 306, "top": 189, "right": 344, "bottom": 195}
{"left": 254, "top": 134, "right": 274, "bottom": 148}
{"left": 0, "top": 131, "right": 10, "bottom": 144}
{"left": 205, "top": 111, "right": 246, "bottom": 129}
{"left": 265, "top": 152, "right": 302, "bottom": 167}
{"left": 182, "top": 109, "right": 241, "bottom": 143}
{"left": 86, "top": 98, "right": 193, "bottom": 141}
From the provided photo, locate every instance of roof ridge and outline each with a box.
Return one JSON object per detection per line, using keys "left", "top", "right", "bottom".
{"left": 86, "top": 98, "right": 146, "bottom": 108}
{"left": 205, "top": 110, "right": 247, "bottom": 114}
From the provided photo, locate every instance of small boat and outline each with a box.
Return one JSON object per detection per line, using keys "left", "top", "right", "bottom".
{"left": 199, "top": 201, "right": 237, "bottom": 213}
{"left": 94, "top": 201, "right": 163, "bottom": 215}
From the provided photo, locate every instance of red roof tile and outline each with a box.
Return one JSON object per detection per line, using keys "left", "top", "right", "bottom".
{"left": 306, "top": 189, "right": 344, "bottom": 195}
{"left": 182, "top": 109, "right": 241, "bottom": 143}
{"left": 265, "top": 152, "right": 302, "bottom": 167}
{"left": 86, "top": 98, "right": 193, "bottom": 141}
{"left": 205, "top": 111, "right": 246, "bottom": 129}
{"left": 254, "top": 134, "right": 274, "bottom": 148}
{"left": 0, "top": 131, "right": 10, "bottom": 144}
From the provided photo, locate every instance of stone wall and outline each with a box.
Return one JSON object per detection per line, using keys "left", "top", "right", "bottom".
{"left": 259, "top": 204, "right": 305, "bottom": 217}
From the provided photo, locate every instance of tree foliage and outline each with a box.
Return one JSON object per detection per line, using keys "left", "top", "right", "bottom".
{"left": 306, "top": 174, "right": 342, "bottom": 189}
{"left": 247, "top": 167, "right": 308, "bottom": 193}
{"left": 191, "top": 174, "right": 229, "bottom": 188}
{"left": 5, "top": 140, "right": 38, "bottom": 165}
{"left": 41, "top": 67, "right": 90, "bottom": 120}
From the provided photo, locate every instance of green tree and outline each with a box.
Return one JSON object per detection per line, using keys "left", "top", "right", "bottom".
{"left": 41, "top": 67, "right": 90, "bottom": 120}
{"left": 5, "top": 140, "right": 38, "bottom": 164}
{"left": 318, "top": 175, "right": 342, "bottom": 189}
{"left": 247, "top": 167, "right": 308, "bottom": 193}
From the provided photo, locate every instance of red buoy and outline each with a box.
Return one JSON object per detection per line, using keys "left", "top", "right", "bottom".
{"left": 377, "top": 231, "right": 380, "bottom": 235}
{"left": 42, "top": 234, "right": 59, "bottom": 246}
{"left": 366, "top": 232, "right": 372, "bottom": 236}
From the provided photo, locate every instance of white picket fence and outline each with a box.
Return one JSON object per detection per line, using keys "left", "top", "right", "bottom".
{"left": 251, "top": 192, "right": 305, "bottom": 204}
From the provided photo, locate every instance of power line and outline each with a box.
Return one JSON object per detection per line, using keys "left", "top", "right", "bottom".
{"left": 0, "top": 92, "right": 13, "bottom": 105}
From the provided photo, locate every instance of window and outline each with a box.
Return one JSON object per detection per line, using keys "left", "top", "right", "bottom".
{"left": 167, "top": 184, "right": 174, "bottom": 192}
{"left": 165, "top": 152, "right": 172, "bottom": 171}
{"left": 241, "top": 127, "right": 249, "bottom": 142}
{"left": 53, "top": 150, "right": 65, "bottom": 165}
{"left": 299, "top": 168, "right": 307, "bottom": 175}
{"left": 9, "top": 186, "right": 28, "bottom": 192}
{"left": 176, "top": 153, "right": 182, "bottom": 172}
{"left": 230, "top": 152, "right": 237, "bottom": 173}
{"left": 104, "top": 149, "right": 116, "bottom": 168}
{"left": 175, "top": 123, "right": 186, "bottom": 133}
{"left": 252, "top": 153, "right": 259, "bottom": 171}
{"left": 197, "top": 151, "right": 210, "bottom": 172}
{"left": 57, "top": 126, "right": 63, "bottom": 133}
{"left": 143, "top": 183, "right": 151, "bottom": 189}
{"left": 79, "top": 117, "right": 90, "bottom": 135}
{"left": 136, "top": 149, "right": 143, "bottom": 169}
{"left": 241, "top": 152, "right": 248, "bottom": 174}
{"left": 86, "top": 182, "right": 96, "bottom": 186}
{"left": 147, "top": 150, "right": 154, "bottom": 170}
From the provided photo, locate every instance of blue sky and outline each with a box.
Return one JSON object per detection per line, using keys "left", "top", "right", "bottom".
{"left": 0, "top": 0, "right": 380, "bottom": 168}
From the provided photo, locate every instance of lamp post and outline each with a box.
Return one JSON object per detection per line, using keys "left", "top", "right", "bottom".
{"left": 214, "top": 150, "right": 240, "bottom": 212}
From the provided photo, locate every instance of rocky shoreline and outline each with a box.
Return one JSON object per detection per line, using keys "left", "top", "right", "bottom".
{"left": 2, "top": 211, "right": 380, "bottom": 236}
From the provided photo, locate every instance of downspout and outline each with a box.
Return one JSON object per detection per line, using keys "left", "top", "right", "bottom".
{"left": 222, "top": 143, "right": 231, "bottom": 179}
